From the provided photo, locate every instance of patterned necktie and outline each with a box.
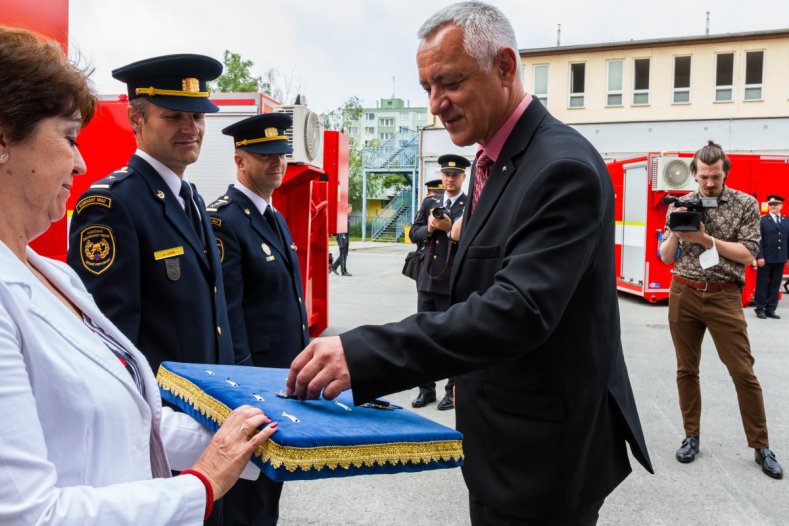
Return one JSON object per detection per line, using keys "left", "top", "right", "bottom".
{"left": 179, "top": 180, "right": 205, "bottom": 246}
{"left": 472, "top": 153, "right": 494, "bottom": 209}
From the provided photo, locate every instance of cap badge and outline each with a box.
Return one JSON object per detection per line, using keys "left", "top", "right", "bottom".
{"left": 448, "top": 161, "right": 456, "bottom": 167}
{"left": 182, "top": 77, "right": 200, "bottom": 93}
{"left": 264, "top": 127, "right": 279, "bottom": 138}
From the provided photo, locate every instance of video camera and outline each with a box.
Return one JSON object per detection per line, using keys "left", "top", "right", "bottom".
{"left": 663, "top": 196, "right": 718, "bottom": 232}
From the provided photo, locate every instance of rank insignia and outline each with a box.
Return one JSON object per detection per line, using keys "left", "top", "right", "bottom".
{"left": 215, "top": 238, "right": 224, "bottom": 262}
{"left": 80, "top": 225, "right": 115, "bottom": 275}
{"left": 261, "top": 243, "right": 272, "bottom": 256}
{"left": 290, "top": 243, "right": 297, "bottom": 251}
{"left": 210, "top": 217, "right": 222, "bottom": 227}
{"left": 157, "top": 190, "right": 165, "bottom": 199}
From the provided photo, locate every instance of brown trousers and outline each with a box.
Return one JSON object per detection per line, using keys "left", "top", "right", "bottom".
{"left": 668, "top": 279, "right": 769, "bottom": 448}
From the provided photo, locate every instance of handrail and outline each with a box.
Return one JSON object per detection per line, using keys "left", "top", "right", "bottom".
{"left": 371, "top": 188, "right": 412, "bottom": 239}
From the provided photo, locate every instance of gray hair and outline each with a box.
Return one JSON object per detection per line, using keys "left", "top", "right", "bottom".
{"left": 417, "top": 1, "right": 521, "bottom": 75}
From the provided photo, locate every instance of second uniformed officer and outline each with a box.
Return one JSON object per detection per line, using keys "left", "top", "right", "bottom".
{"left": 409, "top": 154, "right": 469, "bottom": 410}
{"left": 68, "top": 54, "right": 242, "bottom": 373}
{"left": 754, "top": 194, "right": 789, "bottom": 319}
{"left": 208, "top": 113, "right": 310, "bottom": 526}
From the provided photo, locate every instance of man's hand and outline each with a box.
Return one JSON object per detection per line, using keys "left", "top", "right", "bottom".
{"left": 756, "top": 258, "right": 766, "bottom": 268}
{"left": 285, "top": 336, "right": 351, "bottom": 400}
{"left": 674, "top": 222, "right": 712, "bottom": 248}
{"left": 427, "top": 213, "right": 452, "bottom": 234}
{"left": 450, "top": 217, "right": 463, "bottom": 241}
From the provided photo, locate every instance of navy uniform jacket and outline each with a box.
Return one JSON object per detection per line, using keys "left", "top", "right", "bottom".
{"left": 340, "top": 99, "right": 652, "bottom": 518}
{"left": 208, "top": 186, "right": 309, "bottom": 368}
{"left": 67, "top": 154, "right": 238, "bottom": 371}
{"left": 409, "top": 193, "right": 466, "bottom": 295}
{"left": 757, "top": 214, "right": 789, "bottom": 263}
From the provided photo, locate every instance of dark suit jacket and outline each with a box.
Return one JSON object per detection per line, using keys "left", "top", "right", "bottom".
{"left": 757, "top": 214, "right": 789, "bottom": 263}
{"left": 340, "top": 99, "right": 652, "bottom": 518}
{"left": 67, "top": 155, "right": 238, "bottom": 371}
{"left": 208, "top": 186, "right": 310, "bottom": 368}
{"left": 410, "top": 193, "right": 466, "bottom": 295}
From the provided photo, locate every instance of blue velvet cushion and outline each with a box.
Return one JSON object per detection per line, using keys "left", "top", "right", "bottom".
{"left": 157, "top": 362, "right": 464, "bottom": 481}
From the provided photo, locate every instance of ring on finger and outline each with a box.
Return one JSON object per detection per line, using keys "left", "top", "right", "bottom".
{"left": 240, "top": 424, "right": 252, "bottom": 439}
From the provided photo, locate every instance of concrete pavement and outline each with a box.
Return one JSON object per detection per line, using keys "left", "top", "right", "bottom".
{"left": 280, "top": 242, "right": 787, "bottom": 525}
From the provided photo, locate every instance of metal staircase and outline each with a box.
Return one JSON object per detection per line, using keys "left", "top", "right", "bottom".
{"left": 362, "top": 130, "right": 419, "bottom": 241}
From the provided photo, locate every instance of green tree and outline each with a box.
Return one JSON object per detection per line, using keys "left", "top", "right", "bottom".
{"left": 213, "top": 50, "right": 263, "bottom": 92}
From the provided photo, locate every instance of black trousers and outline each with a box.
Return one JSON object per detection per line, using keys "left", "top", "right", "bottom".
{"left": 416, "top": 290, "right": 454, "bottom": 395}
{"left": 469, "top": 493, "right": 605, "bottom": 526}
{"left": 222, "top": 474, "right": 284, "bottom": 526}
{"left": 754, "top": 262, "right": 784, "bottom": 313}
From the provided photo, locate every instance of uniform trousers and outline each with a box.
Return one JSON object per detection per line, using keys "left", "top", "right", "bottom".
{"left": 222, "top": 474, "right": 283, "bottom": 526}
{"left": 469, "top": 493, "right": 604, "bottom": 526}
{"left": 754, "top": 262, "right": 784, "bottom": 314}
{"left": 668, "top": 279, "right": 769, "bottom": 448}
{"left": 416, "top": 290, "right": 454, "bottom": 395}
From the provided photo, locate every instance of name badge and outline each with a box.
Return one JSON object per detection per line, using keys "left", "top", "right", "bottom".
{"left": 154, "top": 246, "right": 185, "bottom": 260}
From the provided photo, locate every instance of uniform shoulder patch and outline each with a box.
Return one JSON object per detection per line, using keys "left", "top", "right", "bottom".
{"left": 79, "top": 225, "right": 116, "bottom": 275}
{"left": 75, "top": 195, "right": 112, "bottom": 215}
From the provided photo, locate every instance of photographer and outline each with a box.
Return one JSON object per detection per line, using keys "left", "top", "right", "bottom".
{"left": 408, "top": 154, "right": 468, "bottom": 410}
{"left": 659, "top": 141, "right": 782, "bottom": 479}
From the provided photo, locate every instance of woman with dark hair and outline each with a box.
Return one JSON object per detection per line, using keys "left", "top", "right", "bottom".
{"left": 0, "top": 26, "right": 277, "bottom": 525}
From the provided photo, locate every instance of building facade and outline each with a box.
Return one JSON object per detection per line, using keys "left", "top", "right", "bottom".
{"left": 519, "top": 29, "right": 789, "bottom": 157}
{"left": 348, "top": 97, "right": 428, "bottom": 147}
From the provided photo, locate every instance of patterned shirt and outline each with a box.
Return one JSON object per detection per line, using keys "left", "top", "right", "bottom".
{"left": 664, "top": 186, "right": 760, "bottom": 285}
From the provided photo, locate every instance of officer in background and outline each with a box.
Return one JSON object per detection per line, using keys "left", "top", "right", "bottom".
{"left": 330, "top": 208, "right": 352, "bottom": 276}
{"left": 68, "top": 54, "right": 242, "bottom": 373}
{"left": 754, "top": 194, "right": 789, "bottom": 319}
{"left": 409, "top": 154, "right": 468, "bottom": 410}
{"left": 208, "top": 113, "right": 310, "bottom": 526}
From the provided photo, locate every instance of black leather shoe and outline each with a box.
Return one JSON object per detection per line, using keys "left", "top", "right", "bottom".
{"left": 411, "top": 390, "right": 436, "bottom": 408}
{"left": 756, "top": 310, "right": 767, "bottom": 319}
{"left": 331, "top": 267, "right": 339, "bottom": 275}
{"left": 341, "top": 272, "right": 353, "bottom": 276}
{"left": 755, "top": 448, "right": 783, "bottom": 479}
{"left": 437, "top": 393, "right": 454, "bottom": 411}
{"left": 676, "top": 436, "right": 699, "bottom": 463}
{"left": 766, "top": 312, "right": 781, "bottom": 319}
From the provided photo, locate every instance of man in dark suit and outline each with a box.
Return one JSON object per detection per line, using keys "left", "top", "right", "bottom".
{"left": 207, "top": 113, "right": 310, "bottom": 526}
{"left": 286, "top": 3, "right": 652, "bottom": 524}
{"left": 754, "top": 194, "right": 789, "bottom": 319}
{"left": 409, "top": 154, "right": 468, "bottom": 410}
{"left": 68, "top": 54, "right": 242, "bottom": 372}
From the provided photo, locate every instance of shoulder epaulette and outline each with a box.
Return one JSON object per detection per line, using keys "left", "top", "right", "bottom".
{"left": 206, "top": 194, "right": 233, "bottom": 212}
{"left": 89, "top": 166, "right": 131, "bottom": 189}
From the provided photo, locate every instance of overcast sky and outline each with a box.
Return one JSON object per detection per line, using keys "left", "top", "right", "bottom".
{"left": 69, "top": 0, "right": 789, "bottom": 115}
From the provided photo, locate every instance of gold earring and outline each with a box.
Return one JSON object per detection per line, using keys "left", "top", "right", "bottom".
{"left": 0, "top": 153, "right": 8, "bottom": 164}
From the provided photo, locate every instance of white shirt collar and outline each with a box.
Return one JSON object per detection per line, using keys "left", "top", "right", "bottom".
{"left": 135, "top": 149, "right": 194, "bottom": 209}
{"left": 234, "top": 180, "right": 272, "bottom": 216}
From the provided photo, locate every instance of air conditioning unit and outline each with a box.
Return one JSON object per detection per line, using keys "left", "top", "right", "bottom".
{"left": 652, "top": 157, "right": 696, "bottom": 191}
{"left": 276, "top": 105, "right": 324, "bottom": 169}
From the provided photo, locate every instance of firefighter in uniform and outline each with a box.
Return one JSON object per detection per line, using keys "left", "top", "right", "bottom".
{"left": 68, "top": 54, "right": 241, "bottom": 375}
{"left": 409, "top": 154, "right": 469, "bottom": 410}
{"left": 208, "top": 113, "right": 310, "bottom": 526}
{"left": 754, "top": 194, "right": 789, "bottom": 319}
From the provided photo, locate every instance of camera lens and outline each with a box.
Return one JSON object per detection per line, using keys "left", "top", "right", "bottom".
{"left": 432, "top": 207, "right": 448, "bottom": 219}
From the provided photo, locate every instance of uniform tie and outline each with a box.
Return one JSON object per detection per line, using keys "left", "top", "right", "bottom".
{"left": 179, "top": 180, "right": 205, "bottom": 246}
{"left": 264, "top": 205, "right": 285, "bottom": 247}
{"left": 471, "top": 153, "right": 494, "bottom": 209}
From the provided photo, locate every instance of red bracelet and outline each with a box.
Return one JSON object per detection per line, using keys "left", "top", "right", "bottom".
{"left": 179, "top": 469, "right": 214, "bottom": 520}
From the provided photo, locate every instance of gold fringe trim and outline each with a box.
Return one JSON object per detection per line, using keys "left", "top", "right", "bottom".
{"left": 157, "top": 367, "right": 464, "bottom": 473}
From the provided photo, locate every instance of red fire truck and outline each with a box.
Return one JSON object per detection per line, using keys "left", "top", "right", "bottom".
{"left": 609, "top": 152, "right": 789, "bottom": 305}
{"left": 2, "top": 1, "right": 348, "bottom": 336}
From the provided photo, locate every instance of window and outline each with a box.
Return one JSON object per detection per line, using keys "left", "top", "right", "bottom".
{"left": 365, "top": 113, "right": 375, "bottom": 121}
{"left": 533, "top": 64, "right": 548, "bottom": 106}
{"left": 744, "top": 51, "right": 764, "bottom": 100}
{"left": 399, "top": 126, "right": 410, "bottom": 133}
{"left": 569, "top": 63, "right": 585, "bottom": 108}
{"left": 400, "top": 112, "right": 410, "bottom": 120}
{"left": 633, "top": 58, "right": 650, "bottom": 105}
{"left": 715, "top": 52, "right": 734, "bottom": 102}
{"left": 673, "top": 56, "right": 691, "bottom": 103}
{"left": 349, "top": 127, "right": 358, "bottom": 135}
{"left": 379, "top": 132, "right": 393, "bottom": 140}
{"left": 606, "top": 60, "right": 623, "bottom": 106}
{"left": 365, "top": 127, "right": 374, "bottom": 135}
{"left": 379, "top": 118, "right": 395, "bottom": 127}
{"left": 417, "top": 113, "right": 426, "bottom": 120}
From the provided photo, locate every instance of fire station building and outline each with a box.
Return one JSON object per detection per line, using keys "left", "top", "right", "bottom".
{"left": 519, "top": 29, "right": 789, "bottom": 158}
